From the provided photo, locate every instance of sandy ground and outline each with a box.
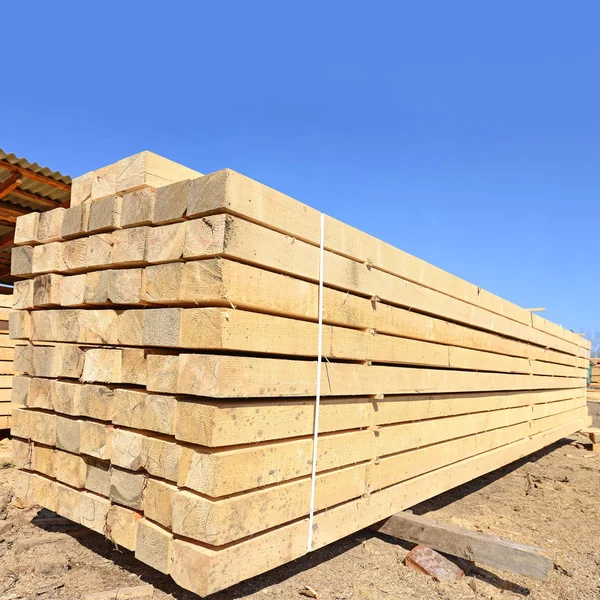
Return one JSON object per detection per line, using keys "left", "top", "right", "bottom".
{"left": 0, "top": 432, "right": 599, "bottom": 600}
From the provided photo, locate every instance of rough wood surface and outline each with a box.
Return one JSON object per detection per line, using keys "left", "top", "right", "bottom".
{"left": 372, "top": 511, "right": 553, "bottom": 580}
{"left": 9, "top": 153, "right": 590, "bottom": 596}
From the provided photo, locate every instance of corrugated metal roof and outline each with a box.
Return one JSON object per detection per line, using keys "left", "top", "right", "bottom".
{"left": 0, "top": 148, "right": 71, "bottom": 210}
{"left": 0, "top": 150, "right": 71, "bottom": 184}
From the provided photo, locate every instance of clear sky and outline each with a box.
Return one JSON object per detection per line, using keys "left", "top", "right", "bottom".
{"left": 3, "top": 1, "right": 598, "bottom": 346}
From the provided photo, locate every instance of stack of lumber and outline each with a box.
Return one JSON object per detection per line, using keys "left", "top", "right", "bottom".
{"left": 0, "top": 293, "right": 14, "bottom": 429}
{"left": 9, "top": 151, "right": 591, "bottom": 596}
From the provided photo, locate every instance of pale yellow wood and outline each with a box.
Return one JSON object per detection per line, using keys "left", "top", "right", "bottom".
{"left": 31, "top": 443, "right": 56, "bottom": 478}
{"left": 82, "top": 348, "right": 122, "bottom": 383}
{"left": 55, "top": 415, "right": 81, "bottom": 454}
{"left": 25, "top": 292, "right": 572, "bottom": 375}
{"left": 10, "top": 375, "right": 30, "bottom": 407}
{"left": 113, "top": 389, "right": 176, "bottom": 436}
{"left": 20, "top": 218, "right": 583, "bottom": 358}
{"left": 70, "top": 170, "right": 94, "bottom": 206}
{"left": 82, "top": 152, "right": 201, "bottom": 206}
{"left": 83, "top": 270, "right": 110, "bottom": 304}
{"left": 106, "top": 504, "right": 142, "bottom": 550}
{"left": 80, "top": 420, "right": 113, "bottom": 460}
{"left": 112, "top": 429, "right": 146, "bottom": 471}
{"left": 82, "top": 269, "right": 146, "bottom": 306}
{"left": 14, "top": 212, "right": 40, "bottom": 246}
{"left": 29, "top": 377, "right": 53, "bottom": 409}
{"left": 135, "top": 518, "right": 173, "bottom": 574}
{"left": 86, "top": 233, "right": 113, "bottom": 268}
{"left": 0, "top": 335, "right": 17, "bottom": 347}
{"left": 142, "top": 307, "right": 584, "bottom": 377}
{"left": 13, "top": 343, "right": 32, "bottom": 373}
{"left": 116, "top": 152, "right": 202, "bottom": 199}
{"left": 56, "top": 481, "right": 81, "bottom": 523}
{"left": 146, "top": 222, "right": 185, "bottom": 263}
{"left": 169, "top": 415, "right": 582, "bottom": 597}
{"left": 87, "top": 194, "right": 122, "bottom": 233}
{"left": 91, "top": 161, "right": 121, "bottom": 202}
{"left": 32, "top": 273, "right": 62, "bottom": 306}
{"left": 143, "top": 479, "right": 177, "bottom": 529}
{"left": 144, "top": 258, "right": 578, "bottom": 367}
{"left": 11, "top": 245, "right": 33, "bottom": 276}
{"left": 121, "top": 188, "right": 155, "bottom": 228}
{"left": 174, "top": 388, "right": 581, "bottom": 446}
{"left": 0, "top": 294, "right": 13, "bottom": 309}
{"left": 144, "top": 437, "right": 181, "bottom": 482}
{"left": 146, "top": 354, "right": 179, "bottom": 394}
{"left": 60, "top": 237, "right": 88, "bottom": 272}
{"left": 85, "top": 458, "right": 111, "bottom": 497}
{"left": 109, "top": 467, "right": 145, "bottom": 510}
{"left": 0, "top": 359, "right": 15, "bottom": 374}
{"left": 36, "top": 208, "right": 66, "bottom": 243}
{"left": 59, "top": 273, "right": 86, "bottom": 306}
{"left": 8, "top": 310, "right": 30, "bottom": 339}
{"left": 117, "top": 310, "right": 145, "bottom": 346}
{"left": 121, "top": 348, "right": 147, "bottom": 385}
{"left": 185, "top": 169, "right": 585, "bottom": 347}
{"left": 78, "top": 384, "right": 114, "bottom": 421}
{"left": 22, "top": 473, "right": 58, "bottom": 512}
{"left": 111, "top": 227, "right": 148, "bottom": 266}
{"left": 29, "top": 410, "right": 57, "bottom": 446}
{"left": 168, "top": 406, "right": 580, "bottom": 545}
{"left": 182, "top": 215, "right": 580, "bottom": 356}
{"left": 13, "top": 280, "right": 34, "bottom": 309}
{"left": 152, "top": 179, "right": 191, "bottom": 224}
{"left": 55, "top": 447, "right": 87, "bottom": 488}
{"left": 10, "top": 407, "right": 30, "bottom": 438}
{"left": 61, "top": 203, "right": 91, "bottom": 239}
{"left": 11, "top": 437, "right": 31, "bottom": 469}
{"left": 24, "top": 310, "right": 586, "bottom": 382}
{"left": 177, "top": 401, "right": 583, "bottom": 497}
{"left": 80, "top": 491, "right": 110, "bottom": 534}
{"left": 169, "top": 354, "right": 584, "bottom": 399}
{"left": 26, "top": 343, "right": 84, "bottom": 378}
{"left": 309, "top": 416, "right": 585, "bottom": 553}
{"left": 111, "top": 269, "right": 146, "bottom": 305}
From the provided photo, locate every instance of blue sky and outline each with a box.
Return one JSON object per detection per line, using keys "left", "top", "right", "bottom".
{"left": 2, "top": 1, "right": 599, "bottom": 343}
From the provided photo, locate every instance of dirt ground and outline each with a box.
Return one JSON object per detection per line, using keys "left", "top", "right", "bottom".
{"left": 0, "top": 433, "right": 599, "bottom": 600}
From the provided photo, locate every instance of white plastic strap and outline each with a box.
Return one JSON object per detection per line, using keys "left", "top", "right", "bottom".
{"left": 307, "top": 213, "right": 325, "bottom": 552}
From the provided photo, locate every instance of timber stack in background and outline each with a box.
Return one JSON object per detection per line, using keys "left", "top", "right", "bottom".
{"left": 587, "top": 358, "right": 600, "bottom": 425}
{"left": 8, "top": 151, "right": 592, "bottom": 596}
{"left": 0, "top": 293, "right": 14, "bottom": 428}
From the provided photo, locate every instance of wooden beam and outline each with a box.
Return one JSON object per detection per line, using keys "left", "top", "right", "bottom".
{"left": 0, "top": 203, "right": 28, "bottom": 217}
{"left": 0, "top": 161, "right": 70, "bottom": 192}
{"left": 0, "top": 204, "right": 29, "bottom": 224}
{"left": 0, "top": 173, "right": 22, "bottom": 200}
{"left": 525, "top": 308, "right": 546, "bottom": 312}
{"left": 0, "top": 233, "right": 14, "bottom": 251}
{"left": 372, "top": 512, "right": 553, "bottom": 580}
{"left": 581, "top": 427, "right": 600, "bottom": 443}
{"left": 11, "top": 188, "right": 63, "bottom": 208}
